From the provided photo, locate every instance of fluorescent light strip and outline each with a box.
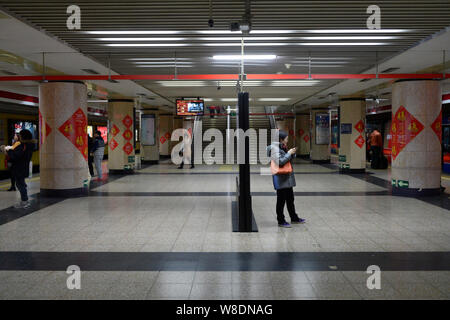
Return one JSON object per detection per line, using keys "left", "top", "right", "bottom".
{"left": 297, "top": 42, "right": 389, "bottom": 46}
{"left": 127, "top": 58, "right": 193, "bottom": 61}
{"left": 305, "top": 29, "right": 410, "bottom": 33}
{"left": 87, "top": 31, "right": 180, "bottom": 34}
{"left": 133, "top": 61, "right": 193, "bottom": 64}
{"left": 213, "top": 55, "right": 277, "bottom": 60}
{"left": 259, "top": 98, "right": 291, "bottom": 101}
{"left": 98, "top": 37, "right": 186, "bottom": 41}
{"left": 106, "top": 42, "right": 388, "bottom": 47}
{"left": 135, "top": 65, "right": 193, "bottom": 68}
{"left": 87, "top": 29, "right": 411, "bottom": 36}
{"left": 301, "top": 36, "right": 396, "bottom": 40}
{"left": 106, "top": 43, "right": 187, "bottom": 47}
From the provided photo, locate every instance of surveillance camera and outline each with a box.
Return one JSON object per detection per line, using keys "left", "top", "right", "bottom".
{"left": 217, "top": 86, "right": 221, "bottom": 90}
{"left": 87, "top": 91, "right": 93, "bottom": 97}
{"left": 208, "top": 19, "right": 214, "bottom": 28}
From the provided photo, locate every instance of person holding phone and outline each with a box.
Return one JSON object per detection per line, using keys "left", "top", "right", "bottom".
{"left": 267, "top": 130, "right": 306, "bottom": 228}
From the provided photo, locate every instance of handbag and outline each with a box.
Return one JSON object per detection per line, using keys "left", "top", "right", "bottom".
{"left": 271, "top": 160, "right": 293, "bottom": 175}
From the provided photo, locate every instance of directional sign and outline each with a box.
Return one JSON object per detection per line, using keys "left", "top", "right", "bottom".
{"left": 398, "top": 180, "right": 409, "bottom": 188}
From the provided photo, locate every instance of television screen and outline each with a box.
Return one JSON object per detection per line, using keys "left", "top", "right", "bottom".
{"left": 176, "top": 99, "right": 204, "bottom": 116}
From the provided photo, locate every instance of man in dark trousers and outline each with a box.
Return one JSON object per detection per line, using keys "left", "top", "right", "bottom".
{"left": 369, "top": 128, "right": 383, "bottom": 169}
{"left": 2, "top": 129, "right": 34, "bottom": 209}
{"left": 88, "top": 134, "right": 95, "bottom": 177}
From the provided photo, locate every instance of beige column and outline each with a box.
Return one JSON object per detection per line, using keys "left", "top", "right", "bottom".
{"left": 158, "top": 114, "right": 174, "bottom": 157}
{"left": 39, "top": 81, "right": 89, "bottom": 197}
{"left": 310, "top": 108, "right": 330, "bottom": 163}
{"left": 295, "top": 114, "right": 310, "bottom": 157}
{"left": 140, "top": 111, "right": 159, "bottom": 164}
{"left": 107, "top": 99, "right": 135, "bottom": 172}
{"left": 338, "top": 97, "right": 366, "bottom": 173}
{"left": 391, "top": 80, "right": 442, "bottom": 196}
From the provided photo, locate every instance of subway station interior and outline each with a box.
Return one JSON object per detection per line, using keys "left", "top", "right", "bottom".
{"left": 0, "top": 0, "right": 449, "bottom": 302}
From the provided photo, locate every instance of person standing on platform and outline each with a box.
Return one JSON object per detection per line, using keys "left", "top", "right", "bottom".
{"left": 92, "top": 130, "right": 105, "bottom": 181}
{"left": 88, "top": 134, "right": 95, "bottom": 177}
{"left": 1, "top": 130, "right": 34, "bottom": 208}
{"left": 369, "top": 128, "right": 383, "bottom": 169}
{"left": 5, "top": 133, "right": 20, "bottom": 191}
{"left": 267, "top": 130, "right": 306, "bottom": 228}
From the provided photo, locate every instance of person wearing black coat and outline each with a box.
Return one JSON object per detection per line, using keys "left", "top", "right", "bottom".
{"left": 88, "top": 135, "right": 95, "bottom": 177}
{"left": 5, "top": 130, "right": 34, "bottom": 209}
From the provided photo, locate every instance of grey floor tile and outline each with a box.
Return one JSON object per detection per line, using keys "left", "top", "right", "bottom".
{"left": 272, "top": 283, "right": 317, "bottom": 299}
{"left": 311, "top": 283, "right": 362, "bottom": 299}
{"left": 147, "top": 283, "right": 192, "bottom": 299}
{"left": 156, "top": 271, "right": 195, "bottom": 284}
{"left": 190, "top": 284, "right": 232, "bottom": 300}
{"left": 194, "top": 272, "right": 232, "bottom": 284}
{"left": 305, "top": 271, "right": 348, "bottom": 283}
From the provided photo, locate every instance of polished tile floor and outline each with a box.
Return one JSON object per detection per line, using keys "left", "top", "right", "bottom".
{"left": 0, "top": 160, "right": 449, "bottom": 299}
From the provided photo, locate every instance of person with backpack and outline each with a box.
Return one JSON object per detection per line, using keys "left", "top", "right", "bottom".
{"left": 1, "top": 129, "right": 34, "bottom": 208}
{"left": 92, "top": 130, "right": 105, "bottom": 181}
{"left": 267, "top": 130, "right": 306, "bottom": 228}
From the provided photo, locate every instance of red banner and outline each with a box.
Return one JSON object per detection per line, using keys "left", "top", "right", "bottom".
{"left": 58, "top": 108, "right": 88, "bottom": 160}
{"left": 122, "top": 115, "right": 133, "bottom": 129}
{"left": 123, "top": 142, "right": 133, "bottom": 155}
{"left": 431, "top": 110, "right": 442, "bottom": 143}
{"left": 39, "top": 110, "right": 52, "bottom": 146}
{"left": 391, "top": 106, "right": 424, "bottom": 160}
{"left": 354, "top": 135, "right": 365, "bottom": 149}
{"left": 122, "top": 129, "right": 133, "bottom": 141}
{"left": 354, "top": 120, "right": 365, "bottom": 134}
{"left": 111, "top": 124, "right": 120, "bottom": 137}
{"left": 109, "top": 139, "right": 118, "bottom": 151}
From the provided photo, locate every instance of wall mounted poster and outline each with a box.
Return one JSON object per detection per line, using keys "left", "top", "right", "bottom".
{"left": 315, "top": 113, "right": 330, "bottom": 145}
{"left": 141, "top": 114, "right": 155, "bottom": 146}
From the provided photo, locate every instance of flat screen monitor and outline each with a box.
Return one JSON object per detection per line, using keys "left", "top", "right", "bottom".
{"left": 176, "top": 99, "right": 204, "bottom": 116}
{"left": 97, "top": 126, "right": 108, "bottom": 143}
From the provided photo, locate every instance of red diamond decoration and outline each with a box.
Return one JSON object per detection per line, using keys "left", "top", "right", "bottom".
{"left": 303, "top": 134, "right": 310, "bottom": 143}
{"left": 165, "top": 132, "right": 171, "bottom": 140}
{"left": 431, "top": 110, "right": 442, "bottom": 143}
{"left": 123, "top": 142, "right": 133, "bottom": 155}
{"left": 111, "top": 124, "right": 120, "bottom": 137}
{"left": 160, "top": 136, "right": 166, "bottom": 144}
{"left": 354, "top": 120, "right": 365, "bottom": 134}
{"left": 122, "top": 129, "right": 133, "bottom": 141}
{"left": 298, "top": 129, "right": 305, "bottom": 137}
{"left": 109, "top": 138, "right": 118, "bottom": 150}
{"left": 39, "top": 110, "right": 52, "bottom": 146}
{"left": 354, "top": 135, "right": 365, "bottom": 149}
{"left": 289, "top": 129, "right": 294, "bottom": 136}
{"left": 58, "top": 108, "right": 88, "bottom": 160}
{"left": 391, "top": 106, "right": 424, "bottom": 161}
{"left": 122, "top": 115, "right": 133, "bottom": 129}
